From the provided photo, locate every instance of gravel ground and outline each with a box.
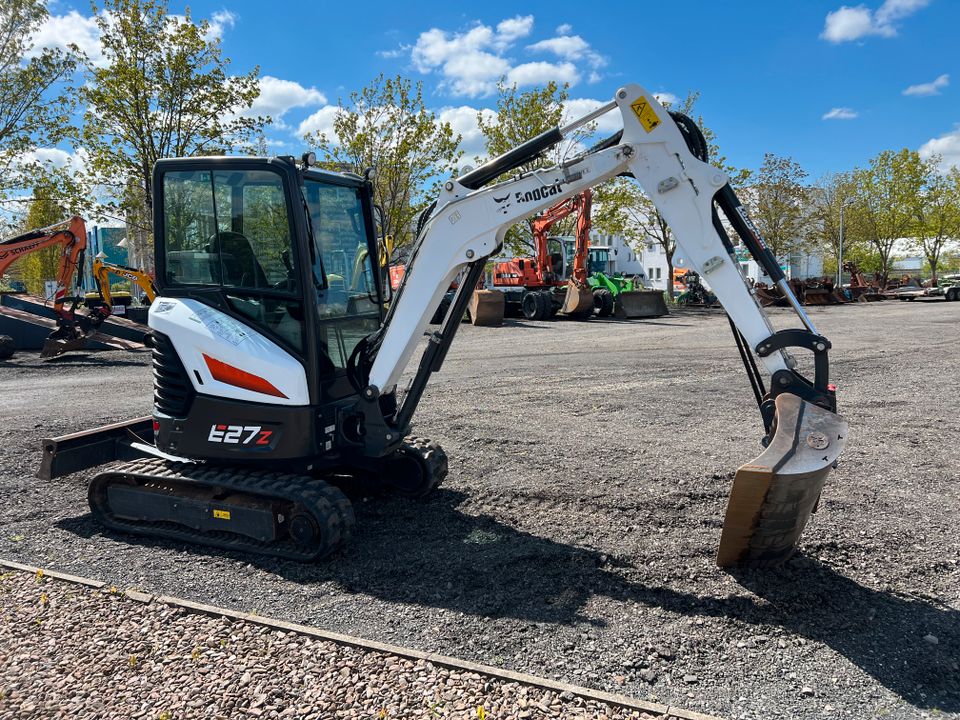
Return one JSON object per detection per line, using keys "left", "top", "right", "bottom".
{"left": 1, "top": 300, "right": 958, "bottom": 719}
{"left": 0, "top": 568, "right": 660, "bottom": 719}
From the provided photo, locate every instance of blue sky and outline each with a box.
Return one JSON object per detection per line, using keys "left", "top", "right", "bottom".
{"left": 33, "top": 0, "right": 960, "bottom": 180}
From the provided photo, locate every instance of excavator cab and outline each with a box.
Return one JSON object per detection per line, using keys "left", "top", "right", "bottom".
{"left": 154, "top": 157, "right": 385, "bottom": 409}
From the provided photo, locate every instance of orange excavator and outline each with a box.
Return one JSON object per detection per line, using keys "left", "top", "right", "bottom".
{"left": 0, "top": 216, "right": 109, "bottom": 357}
{"left": 492, "top": 190, "right": 595, "bottom": 320}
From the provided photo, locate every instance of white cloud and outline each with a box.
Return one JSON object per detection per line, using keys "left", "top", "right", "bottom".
{"left": 653, "top": 92, "right": 679, "bottom": 107}
{"left": 246, "top": 76, "right": 326, "bottom": 119}
{"left": 437, "top": 106, "right": 496, "bottom": 161}
{"left": 507, "top": 61, "right": 580, "bottom": 88}
{"left": 376, "top": 46, "right": 409, "bottom": 59}
{"left": 919, "top": 126, "right": 960, "bottom": 170}
{"left": 411, "top": 20, "right": 524, "bottom": 97}
{"left": 28, "top": 10, "right": 104, "bottom": 66}
{"left": 17, "top": 147, "right": 90, "bottom": 178}
{"left": 903, "top": 73, "right": 949, "bottom": 97}
{"left": 495, "top": 16, "right": 535, "bottom": 43}
{"left": 297, "top": 105, "right": 341, "bottom": 140}
{"left": 411, "top": 15, "right": 603, "bottom": 97}
{"left": 29, "top": 8, "right": 239, "bottom": 67}
{"left": 821, "top": 0, "right": 930, "bottom": 42}
{"left": 527, "top": 34, "right": 606, "bottom": 68}
{"left": 822, "top": 107, "right": 859, "bottom": 120}
{"left": 555, "top": 23, "right": 573, "bottom": 35}
{"left": 527, "top": 35, "right": 589, "bottom": 59}
{"left": 207, "top": 10, "right": 236, "bottom": 40}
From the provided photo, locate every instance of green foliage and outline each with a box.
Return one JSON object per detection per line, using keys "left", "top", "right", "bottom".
{"left": 590, "top": 92, "right": 739, "bottom": 297}
{"left": 306, "top": 73, "right": 461, "bottom": 252}
{"left": 80, "top": 0, "right": 265, "bottom": 270}
{"left": 908, "top": 162, "right": 960, "bottom": 282}
{"left": 848, "top": 148, "right": 926, "bottom": 285}
{"left": 477, "top": 81, "right": 587, "bottom": 256}
{"left": 13, "top": 182, "right": 67, "bottom": 295}
{"left": 0, "top": 0, "right": 77, "bottom": 204}
{"left": 748, "top": 153, "right": 809, "bottom": 259}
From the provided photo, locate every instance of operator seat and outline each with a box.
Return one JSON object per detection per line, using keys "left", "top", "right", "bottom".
{"left": 208, "top": 231, "right": 269, "bottom": 288}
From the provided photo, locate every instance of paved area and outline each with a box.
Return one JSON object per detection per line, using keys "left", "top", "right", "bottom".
{"left": 1, "top": 300, "right": 958, "bottom": 718}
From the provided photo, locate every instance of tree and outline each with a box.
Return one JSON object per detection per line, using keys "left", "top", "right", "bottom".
{"left": 80, "top": 0, "right": 265, "bottom": 271}
{"left": 477, "top": 81, "right": 594, "bottom": 256}
{"left": 590, "top": 93, "right": 743, "bottom": 298}
{"left": 306, "top": 74, "right": 461, "bottom": 253}
{"left": 0, "top": 0, "right": 76, "bottom": 204}
{"left": 809, "top": 172, "right": 857, "bottom": 277}
{"left": 747, "top": 153, "right": 809, "bottom": 260}
{"left": 910, "top": 158, "right": 960, "bottom": 284}
{"left": 849, "top": 149, "right": 926, "bottom": 287}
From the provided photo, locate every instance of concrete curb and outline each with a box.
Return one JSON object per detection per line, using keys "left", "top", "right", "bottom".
{"left": 0, "top": 558, "right": 724, "bottom": 720}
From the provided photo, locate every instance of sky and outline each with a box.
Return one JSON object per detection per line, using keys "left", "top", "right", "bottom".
{"left": 27, "top": 0, "right": 960, "bottom": 182}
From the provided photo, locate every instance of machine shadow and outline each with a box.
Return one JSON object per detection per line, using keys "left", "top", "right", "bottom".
{"left": 57, "top": 488, "right": 958, "bottom": 710}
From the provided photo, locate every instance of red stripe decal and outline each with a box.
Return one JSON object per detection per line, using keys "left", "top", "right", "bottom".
{"left": 202, "top": 354, "right": 288, "bottom": 399}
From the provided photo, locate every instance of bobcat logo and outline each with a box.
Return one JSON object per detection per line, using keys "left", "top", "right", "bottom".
{"left": 493, "top": 194, "right": 512, "bottom": 215}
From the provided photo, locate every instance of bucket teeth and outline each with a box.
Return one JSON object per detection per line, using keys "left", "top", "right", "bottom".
{"left": 717, "top": 393, "right": 848, "bottom": 568}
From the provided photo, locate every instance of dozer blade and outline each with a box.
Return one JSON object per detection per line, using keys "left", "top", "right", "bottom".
{"left": 560, "top": 279, "right": 594, "bottom": 315}
{"left": 468, "top": 289, "right": 505, "bottom": 326}
{"left": 717, "top": 393, "right": 848, "bottom": 568}
{"left": 615, "top": 289, "right": 668, "bottom": 318}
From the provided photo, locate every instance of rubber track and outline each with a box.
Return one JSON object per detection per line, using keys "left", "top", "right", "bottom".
{"left": 391, "top": 436, "right": 448, "bottom": 497}
{"left": 89, "top": 458, "right": 355, "bottom": 561}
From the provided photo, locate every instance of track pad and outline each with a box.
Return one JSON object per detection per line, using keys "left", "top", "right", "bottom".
{"left": 717, "top": 393, "right": 848, "bottom": 568}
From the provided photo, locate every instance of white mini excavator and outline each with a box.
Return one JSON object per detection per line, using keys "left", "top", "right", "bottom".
{"left": 40, "top": 85, "right": 848, "bottom": 568}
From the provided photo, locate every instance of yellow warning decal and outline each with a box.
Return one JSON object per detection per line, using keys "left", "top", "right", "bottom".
{"left": 213, "top": 509, "right": 231, "bottom": 520}
{"left": 631, "top": 97, "right": 661, "bottom": 133}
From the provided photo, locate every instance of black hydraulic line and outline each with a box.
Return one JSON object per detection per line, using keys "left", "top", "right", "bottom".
{"left": 714, "top": 184, "right": 786, "bottom": 283}
{"left": 586, "top": 129, "right": 623, "bottom": 155}
{"left": 726, "top": 313, "right": 765, "bottom": 410}
{"left": 711, "top": 208, "right": 736, "bottom": 257}
{"left": 457, "top": 127, "right": 564, "bottom": 190}
{"left": 393, "top": 260, "right": 487, "bottom": 432}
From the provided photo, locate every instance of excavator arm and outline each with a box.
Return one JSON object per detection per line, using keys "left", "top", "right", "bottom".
{"left": 353, "top": 84, "right": 848, "bottom": 567}
{"left": 91, "top": 257, "right": 158, "bottom": 311}
{"left": 530, "top": 190, "right": 588, "bottom": 283}
{"left": 0, "top": 216, "right": 108, "bottom": 357}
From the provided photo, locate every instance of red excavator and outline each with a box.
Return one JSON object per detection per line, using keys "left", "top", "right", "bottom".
{"left": 492, "top": 190, "right": 595, "bottom": 320}
{"left": 0, "top": 216, "right": 109, "bottom": 357}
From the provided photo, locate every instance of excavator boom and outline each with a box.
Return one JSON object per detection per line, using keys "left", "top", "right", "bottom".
{"left": 359, "top": 85, "right": 848, "bottom": 566}
{"left": 0, "top": 216, "right": 107, "bottom": 357}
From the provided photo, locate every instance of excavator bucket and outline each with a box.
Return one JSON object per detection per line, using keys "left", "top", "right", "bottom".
{"left": 40, "top": 327, "right": 88, "bottom": 359}
{"left": 614, "top": 290, "right": 668, "bottom": 318}
{"left": 468, "top": 289, "right": 505, "bottom": 326}
{"left": 561, "top": 279, "right": 594, "bottom": 315}
{"left": 717, "top": 393, "right": 848, "bottom": 568}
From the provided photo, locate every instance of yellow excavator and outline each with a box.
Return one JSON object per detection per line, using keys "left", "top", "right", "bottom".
{"left": 86, "top": 256, "right": 157, "bottom": 313}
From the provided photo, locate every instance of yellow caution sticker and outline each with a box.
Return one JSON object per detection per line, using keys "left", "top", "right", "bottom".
{"left": 213, "top": 509, "right": 231, "bottom": 520}
{"left": 631, "top": 97, "right": 661, "bottom": 133}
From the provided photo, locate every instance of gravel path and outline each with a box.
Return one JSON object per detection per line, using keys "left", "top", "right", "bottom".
{"left": 1, "top": 301, "right": 958, "bottom": 719}
{"left": 0, "top": 567, "right": 662, "bottom": 719}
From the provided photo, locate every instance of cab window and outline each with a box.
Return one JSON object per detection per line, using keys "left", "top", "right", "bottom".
{"left": 161, "top": 168, "right": 303, "bottom": 350}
